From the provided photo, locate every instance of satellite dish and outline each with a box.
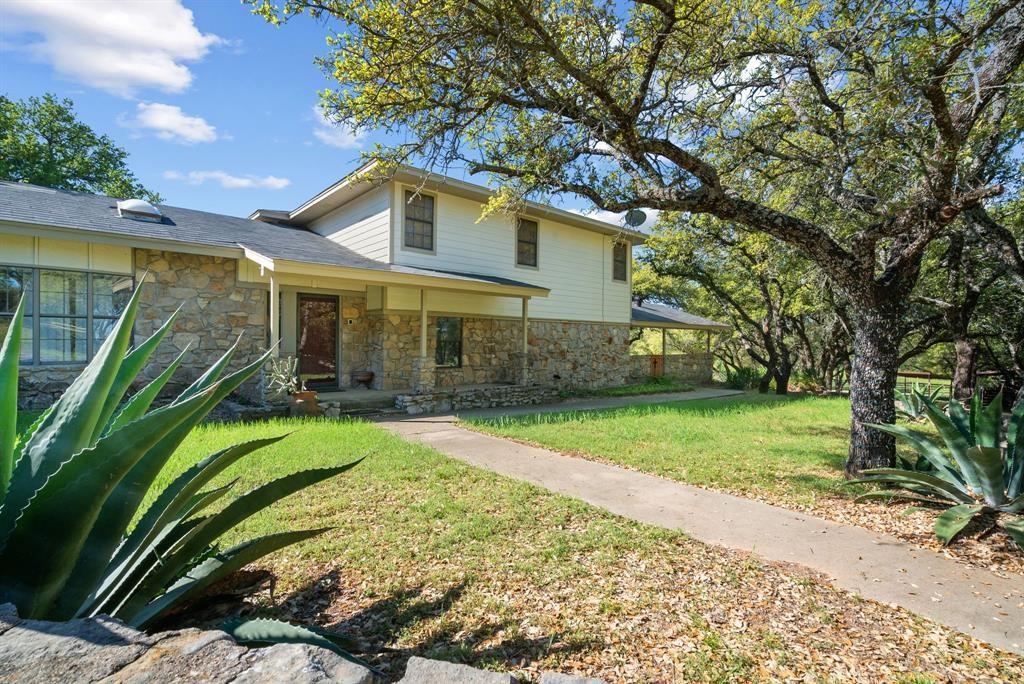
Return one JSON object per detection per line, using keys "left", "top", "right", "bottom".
{"left": 623, "top": 209, "right": 647, "bottom": 228}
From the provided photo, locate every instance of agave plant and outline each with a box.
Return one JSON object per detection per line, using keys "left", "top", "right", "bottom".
{"left": 894, "top": 383, "right": 944, "bottom": 422}
{"left": 856, "top": 389, "right": 1023, "bottom": 550}
{"left": 0, "top": 285, "right": 360, "bottom": 628}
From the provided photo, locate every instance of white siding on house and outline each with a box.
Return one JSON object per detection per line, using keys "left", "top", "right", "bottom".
{"left": 389, "top": 187, "right": 631, "bottom": 323}
{"left": 308, "top": 186, "right": 390, "bottom": 261}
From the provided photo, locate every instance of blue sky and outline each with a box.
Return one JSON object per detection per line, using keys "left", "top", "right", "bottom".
{"left": 0, "top": 0, "right": 564, "bottom": 220}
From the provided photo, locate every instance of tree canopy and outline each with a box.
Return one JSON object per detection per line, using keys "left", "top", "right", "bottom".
{"left": 0, "top": 93, "right": 160, "bottom": 202}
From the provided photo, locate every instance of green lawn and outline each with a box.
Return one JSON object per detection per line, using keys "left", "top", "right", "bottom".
{"left": 561, "top": 376, "right": 694, "bottom": 398}
{"left": 464, "top": 393, "right": 860, "bottom": 506}
{"left": 11, "top": 410, "right": 1016, "bottom": 678}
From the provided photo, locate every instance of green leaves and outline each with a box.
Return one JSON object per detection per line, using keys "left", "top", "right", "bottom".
{"left": 221, "top": 617, "right": 381, "bottom": 673}
{"left": 863, "top": 388, "right": 1023, "bottom": 552}
{"left": 934, "top": 505, "right": 984, "bottom": 546}
{"left": 0, "top": 279, "right": 365, "bottom": 626}
{"left": 0, "top": 294, "right": 25, "bottom": 499}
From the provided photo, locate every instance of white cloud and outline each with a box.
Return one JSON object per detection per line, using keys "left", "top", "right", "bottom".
{"left": 122, "top": 102, "right": 218, "bottom": 144}
{"left": 312, "top": 106, "right": 364, "bottom": 149}
{"left": 0, "top": 0, "right": 221, "bottom": 97}
{"left": 163, "top": 170, "right": 291, "bottom": 190}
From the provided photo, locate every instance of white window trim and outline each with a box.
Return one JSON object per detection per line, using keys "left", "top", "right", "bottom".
{"left": 514, "top": 216, "right": 540, "bottom": 270}
{"left": 399, "top": 186, "right": 438, "bottom": 255}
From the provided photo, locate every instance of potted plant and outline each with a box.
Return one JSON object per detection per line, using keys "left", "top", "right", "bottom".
{"left": 265, "top": 356, "right": 319, "bottom": 415}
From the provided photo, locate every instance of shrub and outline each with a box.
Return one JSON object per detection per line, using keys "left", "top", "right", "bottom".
{"left": 725, "top": 367, "right": 762, "bottom": 390}
{"left": 855, "top": 390, "right": 1023, "bottom": 550}
{"left": 0, "top": 286, "right": 360, "bottom": 627}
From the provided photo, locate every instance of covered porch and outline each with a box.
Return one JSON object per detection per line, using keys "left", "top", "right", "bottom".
{"left": 629, "top": 300, "right": 731, "bottom": 384}
{"left": 239, "top": 248, "right": 549, "bottom": 398}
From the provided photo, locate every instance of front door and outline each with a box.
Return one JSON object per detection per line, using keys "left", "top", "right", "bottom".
{"left": 297, "top": 294, "right": 339, "bottom": 390}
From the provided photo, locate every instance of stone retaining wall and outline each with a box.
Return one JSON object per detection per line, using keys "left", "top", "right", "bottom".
{"left": 396, "top": 384, "right": 559, "bottom": 414}
{"left": 628, "top": 353, "right": 714, "bottom": 385}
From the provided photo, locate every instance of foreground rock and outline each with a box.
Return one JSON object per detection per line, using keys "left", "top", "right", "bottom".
{"left": 0, "top": 605, "right": 373, "bottom": 684}
{"left": 0, "top": 606, "right": 606, "bottom": 683}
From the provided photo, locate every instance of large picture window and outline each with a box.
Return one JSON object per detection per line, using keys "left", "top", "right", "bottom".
{"left": 435, "top": 317, "right": 462, "bottom": 368}
{"left": 0, "top": 265, "right": 132, "bottom": 365}
{"left": 516, "top": 218, "right": 538, "bottom": 267}
{"left": 404, "top": 190, "right": 435, "bottom": 251}
{"left": 612, "top": 242, "right": 629, "bottom": 282}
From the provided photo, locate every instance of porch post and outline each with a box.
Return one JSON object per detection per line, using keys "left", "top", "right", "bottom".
{"left": 521, "top": 297, "right": 529, "bottom": 355}
{"left": 660, "top": 328, "right": 667, "bottom": 378}
{"left": 411, "top": 288, "right": 435, "bottom": 393}
{"left": 419, "top": 289, "right": 428, "bottom": 359}
{"left": 514, "top": 296, "right": 532, "bottom": 385}
{"left": 268, "top": 274, "right": 279, "bottom": 357}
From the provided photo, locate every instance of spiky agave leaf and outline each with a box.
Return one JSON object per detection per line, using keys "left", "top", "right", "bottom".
{"left": 128, "top": 528, "right": 332, "bottom": 628}
{"left": 114, "top": 463, "right": 362, "bottom": 620}
{"left": 0, "top": 283, "right": 143, "bottom": 552}
{"left": 0, "top": 384, "right": 219, "bottom": 618}
{"left": 0, "top": 295, "right": 25, "bottom": 499}
{"left": 934, "top": 504, "right": 985, "bottom": 546}
{"left": 221, "top": 617, "right": 382, "bottom": 673}
{"left": 76, "top": 436, "right": 289, "bottom": 617}
{"left": 53, "top": 349, "right": 274, "bottom": 619}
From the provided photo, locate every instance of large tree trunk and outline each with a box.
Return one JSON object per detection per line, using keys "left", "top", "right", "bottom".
{"left": 774, "top": 364, "right": 791, "bottom": 395}
{"left": 846, "top": 302, "right": 901, "bottom": 477}
{"left": 952, "top": 338, "right": 978, "bottom": 400}
{"left": 757, "top": 371, "right": 772, "bottom": 393}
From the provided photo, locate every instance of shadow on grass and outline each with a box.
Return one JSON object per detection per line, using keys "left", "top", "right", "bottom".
{"left": 270, "top": 569, "right": 593, "bottom": 679}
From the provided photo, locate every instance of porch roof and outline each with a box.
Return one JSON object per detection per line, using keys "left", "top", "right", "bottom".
{"left": 0, "top": 181, "right": 548, "bottom": 298}
{"left": 631, "top": 301, "right": 730, "bottom": 331}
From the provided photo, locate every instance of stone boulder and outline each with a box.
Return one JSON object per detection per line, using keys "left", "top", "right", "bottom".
{"left": 0, "top": 605, "right": 373, "bottom": 684}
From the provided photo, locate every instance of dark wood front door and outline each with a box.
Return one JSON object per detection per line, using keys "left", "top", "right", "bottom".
{"left": 297, "top": 294, "right": 339, "bottom": 389}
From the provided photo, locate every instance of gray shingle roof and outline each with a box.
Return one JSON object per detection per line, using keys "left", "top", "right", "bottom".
{"left": 0, "top": 181, "right": 546, "bottom": 293}
{"left": 631, "top": 301, "right": 730, "bottom": 330}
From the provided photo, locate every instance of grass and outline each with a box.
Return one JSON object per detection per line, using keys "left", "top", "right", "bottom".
{"left": 464, "top": 393, "right": 862, "bottom": 507}
{"left": 11, "top": 409, "right": 1018, "bottom": 678}
{"left": 560, "top": 376, "right": 694, "bottom": 399}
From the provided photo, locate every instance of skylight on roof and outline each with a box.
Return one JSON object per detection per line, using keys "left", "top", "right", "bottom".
{"left": 117, "top": 198, "right": 162, "bottom": 222}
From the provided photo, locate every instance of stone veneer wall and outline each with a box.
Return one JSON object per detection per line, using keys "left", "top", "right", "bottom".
{"left": 628, "top": 353, "right": 714, "bottom": 385}
{"left": 525, "top": 320, "right": 632, "bottom": 389}
{"left": 134, "top": 249, "right": 266, "bottom": 402}
{"left": 339, "top": 295, "right": 372, "bottom": 387}
{"left": 365, "top": 313, "right": 633, "bottom": 391}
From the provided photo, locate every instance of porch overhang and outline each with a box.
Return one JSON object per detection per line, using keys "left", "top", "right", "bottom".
{"left": 242, "top": 248, "right": 549, "bottom": 299}
{"left": 630, "top": 302, "right": 730, "bottom": 332}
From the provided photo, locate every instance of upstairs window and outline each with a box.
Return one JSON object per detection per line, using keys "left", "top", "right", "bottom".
{"left": 404, "top": 190, "right": 435, "bottom": 251}
{"left": 435, "top": 316, "right": 462, "bottom": 367}
{"left": 516, "top": 218, "right": 538, "bottom": 267}
{"left": 612, "top": 242, "right": 629, "bottom": 281}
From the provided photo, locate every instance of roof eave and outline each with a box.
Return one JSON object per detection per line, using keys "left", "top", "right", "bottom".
{"left": 247, "top": 250, "right": 549, "bottom": 298}
{"left": 285, "top": 161, "right": 647, "bottom": 243}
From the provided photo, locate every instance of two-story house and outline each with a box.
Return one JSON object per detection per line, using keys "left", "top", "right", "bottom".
{"left": 0, "top": 163, "right": 725, "bottom": 411}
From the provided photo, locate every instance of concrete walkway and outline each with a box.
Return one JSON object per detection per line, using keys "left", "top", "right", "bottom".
{"left": 379, "top": 401, "right": 1024, "bottom": 653}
